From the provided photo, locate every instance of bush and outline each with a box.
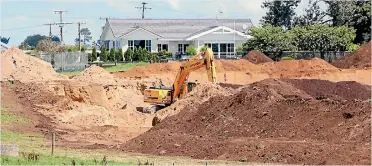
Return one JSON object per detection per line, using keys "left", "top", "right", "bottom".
{"left": 88, "top": 53, "right": 92, "bottom": 62}
{"left": 347, "top": 44, "right": 360, "bottom": 52}
{"left": 186, "top": 46, "right": 197, "bottom": 55}
{"left": 100, "top": 46, "right": 108, "bottom": 62}
{"left": 199, "top": 46, "right": 207, "bottom": 52}
{"left": 281, "top": 56, "right": 294, "bottom": 60}
{"left": 109, "top": 48, "right": 115, "bottom": 61}
{"left": 92, "top": 47, "right": 97, "bottom": 62}
{"left": 81, "top": 45, "right": 87, "bottom": 52}
{"left": 115, "top": 48, "right": 123, "bottom": 62}
{"left": 124, "top": 49, "right": 133, "bottom": 62}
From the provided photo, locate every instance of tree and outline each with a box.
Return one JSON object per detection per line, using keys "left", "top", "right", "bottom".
{"left": 22, "top": 34, "right": 48, "bottom": 47}
{"left": 1, "top": 36, "right": 10, "bottom": 44}
{"left": 51, "top": 36, "right": 61, "bottom": 42}
{"left": 323, "top": 0, "right": 370, "bottom": 44}
{"left": 124, "top": 49, "right": 133, "bottom": 62}
{"left": 92, "top": 47, "right": 97, "bottom": 62}
{"left": 81, "top": 28, "right": 92, "bottom": 43}
{"left": 115, "top": 48, "right": 123, "bottom": 62}
{"left": 36, "top": 39, "right": 67, "bottom": 52}
{"left": 244, "top": 25, "right": 296, "bottom": 60}
{"left": 109, "top": 48, "right": 115, "bottom": 61}
{"left": 100, "top": 46, "right": 108, "bottom": 62}
{"left": 186, "top": 46, "right": 197, "bottom": 55}
{"left": 293, "top": 0, "right": 326, "bottom": 26}
{"left": 260, "top": 0, "right": 301, "bottom": 29}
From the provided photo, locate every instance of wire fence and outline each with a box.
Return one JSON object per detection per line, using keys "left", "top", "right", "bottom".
{"left": 282, "top": 51, "right": 350, "bottom": 62}
{"left": 38, "top": 52, "right": 89, "bottom": 72}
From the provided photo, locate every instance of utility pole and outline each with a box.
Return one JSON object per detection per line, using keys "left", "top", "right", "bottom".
{"left": 44, "top": 23, "right": 57, "bottom": 39}
{"left": 135, "top": 2, "right": 151, "bottom": 19}
{"left": 76, "top": 22, "right": 86, "bottom": 51}
{"left": 54, "top": 10, "right": 68, "bottom": 43}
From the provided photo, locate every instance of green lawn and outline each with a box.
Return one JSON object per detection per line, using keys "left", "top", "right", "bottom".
{"left": 60, "top": 62, "right": 149, "bottom": 76}
{"left": 1, "top": 108, "right": 29, "bottom": 124}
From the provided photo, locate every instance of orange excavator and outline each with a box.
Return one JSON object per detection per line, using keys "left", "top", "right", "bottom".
{"left": 142, "top": 48, "right": 217, "bottom": 113}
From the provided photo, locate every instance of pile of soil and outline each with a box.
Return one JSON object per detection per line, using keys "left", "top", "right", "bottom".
{"left": 1, "top": 47, "right": 68, "bottom": 82}
{"left": 156, "top": 83, "right": 234, "bottom": 119}
{"left": 122, "top": 79, "right": 371, "bottom": 165}
{"left": 73, "top": 65, "right": 118, "bottom": 85}
{"left": 332, "top": 41, "right": 371, "bottom": 69}
{"left": 262, "top": 58, "right": 339, "bottom": 77}
{"left": 243, "top": 50, "right": 274, "bottom": 64}
{"left": 120, "top": 60, "right": 263, "bottom": 78}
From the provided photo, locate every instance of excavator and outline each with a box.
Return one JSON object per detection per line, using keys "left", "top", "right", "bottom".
{"left": 141, "top": 48, "right": 217, "bottom": 123}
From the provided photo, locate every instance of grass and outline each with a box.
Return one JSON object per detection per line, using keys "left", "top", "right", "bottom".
{"left": 60, "top": 62, "right": 149, "bottom": 76}
{"left": 1, "top": 107, "right": 29, "bottom": 124}
{"left": 1, "top": 154, "right": 133, "bottom": 165}
{"left": 104, "top": 62, "right": 148, "bottom": 72}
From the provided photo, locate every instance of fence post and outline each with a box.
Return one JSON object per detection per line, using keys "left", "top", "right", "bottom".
{"left": 51, "top": 133, "right": 55, "bottom": 156}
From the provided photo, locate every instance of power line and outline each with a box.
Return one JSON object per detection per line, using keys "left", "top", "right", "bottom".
{"left": 2, "top": 25, "right": 44, "bottom": 31}
{"left": 135, "top": 2, "right": 152, "bottom": 19}
{"left": 54, "top": 10, "right": 70, "bottom": 43}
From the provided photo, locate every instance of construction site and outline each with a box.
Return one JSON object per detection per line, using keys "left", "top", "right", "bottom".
{"left": 1, "top": 41, "right": 371, "bottom": 165}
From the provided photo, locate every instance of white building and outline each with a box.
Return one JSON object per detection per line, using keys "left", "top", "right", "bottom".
{"left": 99, "top": 19, "right": 253, "bottom": 58}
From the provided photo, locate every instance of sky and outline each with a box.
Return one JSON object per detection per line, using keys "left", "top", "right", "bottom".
{"left": 1, "top": 0, "right": 322, "bottom": 46}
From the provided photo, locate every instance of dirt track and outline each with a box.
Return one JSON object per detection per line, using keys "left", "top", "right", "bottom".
{"left": 1, "top": 46, "right": 371, "bottom": 164}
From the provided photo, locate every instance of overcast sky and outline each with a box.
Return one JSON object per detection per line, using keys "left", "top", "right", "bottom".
{"left": 1, "top": 0, "right": 325, "bottom": 46}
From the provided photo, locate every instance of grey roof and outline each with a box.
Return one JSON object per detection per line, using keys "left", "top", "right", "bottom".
{"left": 107, "top": 19, "right": 253, "bottom": 39}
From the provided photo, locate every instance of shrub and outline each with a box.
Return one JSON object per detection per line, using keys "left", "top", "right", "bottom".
{"left": 281, "top": 56, "right": 294, "bottom": 60}
{"left": 109, "top": 48, "right": 115, "bottom": 61}
{"left": 115, "top": 48, "right": 123, "bottom": 62}
{"left": 92, "top": 47, "right": 97, "bottom": 61}
{"left": 199, "top": 46, "right": 207, "bottom": 52}
{"left": 347, "top": 44, "right": 360, "bottom": 52}
{"left": 100, "top": 46, "right": 108, "bottom": 62}
{"left": 88, "top": 53, "right": 92, "bottom": 62}
{"left": 80, "top": 45, "right": 87, "bottom": 52}
{"left": 124, "top": 49, "right": 133, "bottom": 62}
{"left": 186, "top": 46, "right": 197, "bottom": 55}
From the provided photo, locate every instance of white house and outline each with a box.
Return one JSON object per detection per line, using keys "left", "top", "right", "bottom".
{"left": 99, "top": 19, "right": 253, "bottom": 58}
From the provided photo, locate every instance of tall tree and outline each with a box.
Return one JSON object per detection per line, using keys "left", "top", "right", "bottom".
{"left": 1, "top": 36, "right": 10, "bottom": 44}
{"left": 323, "top": 0, "right": 371, "bottom": 43}
{"left": 81, "top": 28, "right": 92, "bottom": 43}
{"left": 293, "top": 0, "right": 326, "bottom": 26}
{"left": 261, "top": 0, "right": 301, "bottom": 29}
{"left": 21, "top": 34, "right": 48, "bottom": 47}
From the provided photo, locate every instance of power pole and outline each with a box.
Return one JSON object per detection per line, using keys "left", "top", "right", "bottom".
{"left": 135, "top": 2, "right": 151, "bottom": 19}
{"left": 54, "top": 10, "right": 68, "bottom": 43}
{"left": 44, "top": 23, "right": 57, "bottom": 39}
{"left": 75, "top": 22, "right": 86, "bottom": 51}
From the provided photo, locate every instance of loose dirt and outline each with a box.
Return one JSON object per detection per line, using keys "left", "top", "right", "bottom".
{"left": 1, "top": 47, "right": 68, "bottom": 82}
{"left": 243, "top": 50, "right": 273, "bottom": 64}
{"left": 332, "top": 41, "right": 371, "bottom": 69}
{"left": 73, "top": 65, "right": 118, "bottom": 85}
{"left": 122, "top": 79, "right": 371, "bottom": 165}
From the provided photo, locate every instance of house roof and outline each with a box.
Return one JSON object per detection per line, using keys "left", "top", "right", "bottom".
{"left": 107, "top": 19, "right": 254, "bottom": 39}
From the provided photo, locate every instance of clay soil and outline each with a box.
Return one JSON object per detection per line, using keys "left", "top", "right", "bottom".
{"left": 243, "top": 50, "right": 273, "bottom": 64}
{"left": 332, "top": 41, "right": 371, "bottom": 69}
{"left": 1, "top": 46, "right": 371, "bottom": 164}
{"left": 122, "top": 79, "right": 371, "bottom": 165}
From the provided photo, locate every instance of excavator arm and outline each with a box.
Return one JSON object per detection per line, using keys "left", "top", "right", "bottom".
{"left": 172, "top": 48, "right": 217, "bottom": 100}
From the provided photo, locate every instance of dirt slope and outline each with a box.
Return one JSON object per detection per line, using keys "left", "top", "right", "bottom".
{"left": 73, "top": 65, "right": 118, "bottom": 85}
{"left": 332, "top": 41, "right": 371, "bottom": 69}
{"left": 122, "top": 79, "right": 371, "bottom": 165}
{"left": 243, "top": 50, "right": 273, "bottom": 64}
{"left": 1, "top": 47, "right": 68, "bottom": 82}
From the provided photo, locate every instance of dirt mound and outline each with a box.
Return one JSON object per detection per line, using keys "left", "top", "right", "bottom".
{"left": 1, "top": 47, "right": 68, "bottom": 82}
{"left": 156, "top": 83, "right": 234, "bottom": 119}
{"left": 262, "top": 58, "right": 339, "bottom": 77}
{"left": 332, "top": 41, "right": 371, "bottom": 69}
{"left": 73, "top": 65, "right": 118, "bottom": 85}
{"left": 122, "top": 79, "right": 371, "bottom": 164}
{"left": 243, "top": 50, "right": 273, "bottom": 64}
{"left": 120, "top": 60, "right": 263, "bottom": 78}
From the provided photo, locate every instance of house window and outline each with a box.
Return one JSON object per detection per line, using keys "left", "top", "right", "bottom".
{"left": 128, "top": 40, "right": 134, "bottom": 50}
{"left": 227, "top": 43, "right": 234, "bottom": 53}
{"left": 157, "top": 44, "right": 168, "bottom": 52}
{"left": 145, "top": 40, "right": 151, "bottom": 51}
{"left": 105, "top": 41, "right": 110, "bottom": 50}
{"left": 178, "top": 44, "right": 189, "bottom": 53}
